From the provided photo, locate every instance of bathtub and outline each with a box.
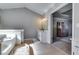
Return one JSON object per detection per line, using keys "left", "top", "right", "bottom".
{"left": 1, "top": 37, "right": 16, "bottom": 55}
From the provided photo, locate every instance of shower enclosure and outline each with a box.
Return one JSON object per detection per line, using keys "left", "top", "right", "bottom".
{"left": 50, "top": 3, "right": 72, "bottom": 54}
{"left": 52, "top": 3, "right": 72, "bottom": 42}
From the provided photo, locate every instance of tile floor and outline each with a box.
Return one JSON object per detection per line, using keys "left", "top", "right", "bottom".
{"left": 10, "top": 41, "right": 70, "bottom": 55}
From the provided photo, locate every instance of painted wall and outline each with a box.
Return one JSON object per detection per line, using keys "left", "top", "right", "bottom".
{"left": 0, "top": 10, "right": 2, "bottom": 28}
{"left": 0, "top": 8, "right": 41, "bottom": 39}
{"left": 73, "top": 3, "right": 79, "bottom": 45}
{"left": 72, "top": 3, "right": 79, "bottom": 55}
{"left": 74, "top": 3, "right": 79, "bottom": 42}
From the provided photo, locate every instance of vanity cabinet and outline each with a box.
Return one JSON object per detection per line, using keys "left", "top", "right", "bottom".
{"left": 74, "top": 46, "right": 79, "bottom": 55}
{"left": 73, "top": 41, "right": 79, "bottom": 55}
{"left": 38, "top": 30, "right": 48, "bottom": 43}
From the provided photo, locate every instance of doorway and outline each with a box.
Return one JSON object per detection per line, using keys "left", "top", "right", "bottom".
{"left": 52, "top": 3, "right": 72, "bottom": 54}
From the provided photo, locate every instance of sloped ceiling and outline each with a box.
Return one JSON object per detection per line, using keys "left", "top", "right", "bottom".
{"left": 24, "top": 3, "right": 55, "bottom": 15}
{"left": 0, "top": 3, "right": 55, "bottom": 15}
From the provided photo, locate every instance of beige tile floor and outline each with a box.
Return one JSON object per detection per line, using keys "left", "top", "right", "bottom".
{"left": 10, "top": 43, "right": 34, "bottom": 55}
{"left": 10, "top": 41, "right": 69, "bottom": 55}
{"left": 53, "top": 40, "right": 71, "bottom": 54}
{"left": 30, "top": 42, "right": 67, "bottom": 55}
{"left": 13, "top": 44, "right": 29, "bottom": 55}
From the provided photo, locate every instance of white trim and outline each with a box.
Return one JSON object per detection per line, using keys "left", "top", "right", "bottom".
{"left": 72, "top": 3, "right": 74, "bottom": 55}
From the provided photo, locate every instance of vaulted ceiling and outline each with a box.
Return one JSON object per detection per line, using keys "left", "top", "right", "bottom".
{"left": 0, "top": 3, "right": 55, "bottom": 15}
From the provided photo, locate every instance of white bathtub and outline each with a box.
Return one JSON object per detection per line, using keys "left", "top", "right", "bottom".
{"left": 1, "top": 37, "right": 16, "bottom": 55}
{"left": 0, "top": 29, "right": 24, "bottom": 55}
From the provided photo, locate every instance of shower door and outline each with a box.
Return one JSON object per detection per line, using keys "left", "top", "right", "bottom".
{"left": 57, "top": 21, "right": 69, "bottom": 37}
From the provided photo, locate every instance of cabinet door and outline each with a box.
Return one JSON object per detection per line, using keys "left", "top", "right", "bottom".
{"left": 74, "top": 46, "right": 79, "bottom": 55}
{"left": 40, "top": 30, "right": 48, "bottom": 43}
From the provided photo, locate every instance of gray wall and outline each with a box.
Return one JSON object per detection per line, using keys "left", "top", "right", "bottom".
{"left": 0, "top": 10, "right": 2, "bottom": 28}
{"left": 74, "top": 3, "right": 79, "bottom": 41}
{"left": 72, "top": 3, "right": 79, "bottom": 54}
{"left": 1, "top": 8, "right": 41, "bottom": 39}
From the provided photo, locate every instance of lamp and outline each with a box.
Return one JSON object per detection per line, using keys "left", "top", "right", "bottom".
{"left": 37, "top": 17, "right": 48, "bottom": 31}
